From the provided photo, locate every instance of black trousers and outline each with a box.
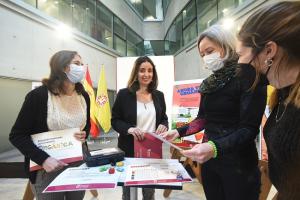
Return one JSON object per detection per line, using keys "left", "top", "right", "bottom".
{"left": 201, "top": 158, "right": 261, "bottom": 200}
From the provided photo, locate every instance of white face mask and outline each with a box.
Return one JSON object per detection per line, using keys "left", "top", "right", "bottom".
{"left": 65, "top": 64, "right": 86, "bottom": 83}
{"left": 203, "top": 52, "right": 224, "bottom": 72}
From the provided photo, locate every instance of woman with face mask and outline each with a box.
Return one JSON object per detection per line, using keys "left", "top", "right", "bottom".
{"left": 9, "top": 50, "right": 90, "bottom": 200}
{"left": 236, "top": 2, "right": 300, "bottom": 199}
{"left": 160, "top": 25, "right": 266, "bottom": 200}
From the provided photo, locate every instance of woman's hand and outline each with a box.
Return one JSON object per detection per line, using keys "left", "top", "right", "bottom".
{"left": 181, "top": 143, "right": 214, "bottom": 163}
{"left": 155, "top": 124, "right": 168, "bottom": 134}
{"left": 128, "top": 127, "right": 144, "bottom": 141}
{"left": 42, "top": 157, "right": 68, "bottom": 173}
{"left": 74, "top": 131, "right": 86, "bottom": 143}
{"left": 159, "top": 129, "right": 180, "bottom": 141}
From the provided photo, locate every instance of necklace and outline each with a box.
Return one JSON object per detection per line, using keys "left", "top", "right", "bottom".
{"left": 275, "top": 86, "right": 292, "bottom": 123}
{"left": 275, "top": 100, "right": 287, "bottom": 123}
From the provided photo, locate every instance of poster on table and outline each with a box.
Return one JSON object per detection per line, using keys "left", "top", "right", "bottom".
{"left": 30, "top": 128, "right": 83, "bottom": 171}
{"left": 44, "top": 166, "right": 120, "bottom": 192}
{"left": 124, "top": 158, "right": 192, "bottom": 186}
{"left": 171, "top": 79, "right": 204, "bottom": 147}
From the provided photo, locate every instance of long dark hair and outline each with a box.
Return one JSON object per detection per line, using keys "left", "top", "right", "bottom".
{"left": 238, "top": 1, "right": 300, "bottom": 108}
{"left": 127, "top": 56, "right": 158, "bottom": 93}
{"left": 42, "top": 50, "right": 85, "bottom": 95}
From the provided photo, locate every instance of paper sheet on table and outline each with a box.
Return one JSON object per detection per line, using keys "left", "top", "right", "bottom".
{"left": 124, "top": 159, "right": 192, "bottom": 186}
{"left": 30, "top": 128, "right": 83, "bottom": 171}
{"left": 44, "top": 166, "right": 120, "bottom": 193}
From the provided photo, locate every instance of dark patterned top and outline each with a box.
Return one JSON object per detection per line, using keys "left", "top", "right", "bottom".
{"left": 264, "top": 86, "right": 300, "bottom": 200}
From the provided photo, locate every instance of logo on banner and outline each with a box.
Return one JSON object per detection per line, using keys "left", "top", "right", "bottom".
{"left": 96, "top": 95, "right": 108, "bottom": 106}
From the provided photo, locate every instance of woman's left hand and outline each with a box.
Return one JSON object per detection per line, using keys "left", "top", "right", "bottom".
{"left": 181, "top": 143, "right": 214, "bottom": 164}
{"left": 155, "top": 124, "right": 168, "bottom": 134}
{"left": 74, "top": 131, "right": 86, "bottom": 143}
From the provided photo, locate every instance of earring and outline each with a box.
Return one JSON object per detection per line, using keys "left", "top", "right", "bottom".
{"left": 265, "top": 58, "right": 273, "bottom": 68}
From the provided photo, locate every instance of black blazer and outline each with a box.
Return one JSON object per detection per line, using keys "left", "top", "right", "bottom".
{"left": 177, "top": 65, "right": 266, "bottom": 169}
{"left": 111, "top": 88, "right": 168, "bottom": 157}
{"left": 9, "top": 85, "right": 90, "bottom": 183}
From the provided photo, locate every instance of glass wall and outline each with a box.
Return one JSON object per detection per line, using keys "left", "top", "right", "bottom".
{"left": 113, "top": 17, "right": 127, "bottom": 55}
{"left": 72, "top": 0, "right": 96, "bottom": 37}
{"left": 126, "top": 0, "right": 170, "bottom": 21}
{"left": 218, "top": 0, "right": 239, "bottom": 18}
{"left": 21, "top": 0, "right": 252, "bottom": 56}
{"left": 162, "top": 0, "right": 171, "bottom": 17}
{"left": 23, "top": 0, "right": 36, "bottom": 7}
{"left": 96, "top": 2, "right": 113, "bottom": 48}
{"left": 196, "top": 0, "right": 218, "bottom": 33}
{"left": 143, "top": 0, "right": 163, "bottom": 21}
{"left": 127, "top": 29, "right": 144, "bottom": 56}
{"left": 128, "top": 0, "right": 144, "bottom": 18}
{"left": 182, "top": 0, "right": 197, "bottom": 45}
{"left": 165, "top": 0, "right": 253, "bottom": 54}
{"left": 21, "top": 0, "right": 143, "bottom": 57}
{"left": 38, "top": 0, "right": 73, "bottom": 26}
{"left": 165, "top": 14, "right": 183, "bottom": 54}
{"left": 144, "top": 40, "right": 165, "bottom": 56}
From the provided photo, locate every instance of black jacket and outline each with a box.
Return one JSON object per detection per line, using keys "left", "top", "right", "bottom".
{"left": 111, "top": 88, "right": 168, "bottom": 157}
{"left": 178, "top": 66, "right": 267, "bottom": 169}
{"left": 9, "top": 85, "right": 90, "bottom": 183}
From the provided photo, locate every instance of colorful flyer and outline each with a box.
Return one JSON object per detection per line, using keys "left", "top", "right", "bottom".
{"left": 124, "top": 159, "right": 192, "bottom": 186}
{"left": 44, "top": 166, "right": 120, "bottom": 192}
{"left": 30, "top": 128, "right": 83, "bottom": 171}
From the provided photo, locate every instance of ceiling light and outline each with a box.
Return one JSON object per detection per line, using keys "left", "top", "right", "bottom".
{"left": 221, "top": 18, "right": 234, "bottom": 30}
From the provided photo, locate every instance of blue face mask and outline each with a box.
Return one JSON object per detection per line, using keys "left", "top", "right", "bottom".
{"left": 65, "top": 64, "right": 86, "bottom": 83}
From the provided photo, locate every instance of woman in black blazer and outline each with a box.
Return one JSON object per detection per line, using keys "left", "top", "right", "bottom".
{"left": 111, "top": 56, "right": 168, "bottom": 200}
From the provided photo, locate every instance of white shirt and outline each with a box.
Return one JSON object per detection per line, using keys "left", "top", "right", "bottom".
{"left": 47, "top": 91, "right": 87, "bottom": 131}
{"left": 136, "top": 101, "right": 156, "bottom": 133}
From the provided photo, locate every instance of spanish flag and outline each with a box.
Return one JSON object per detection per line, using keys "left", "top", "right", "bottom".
{"left": 95, "top": 65, "right": 111, "bottom": 133}
{"left": 83, "top": 67, "right": 100, "bottom": 137}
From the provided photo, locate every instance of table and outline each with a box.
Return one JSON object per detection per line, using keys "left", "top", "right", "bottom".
{"left": 45, "top": 158, "right": 186, "bottom": 200}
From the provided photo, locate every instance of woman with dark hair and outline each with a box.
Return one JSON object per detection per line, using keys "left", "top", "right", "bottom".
{"left": 236, "top": 1, "right": 300, "bottom": 199}
{"left": 161, "top": 25, "right": 266, "bottom": 200}
{"left": 9, "top": 50, "right": 90, "bottom": 200}
{"left": 111, "top": 56, "right": 168, "bottom": 200}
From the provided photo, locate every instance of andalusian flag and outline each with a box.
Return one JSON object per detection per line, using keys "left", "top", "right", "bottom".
{"left": 95, "top": 65, "right": 111, "bottom": 133}
{"left": 83, "top": 67, "right": 100, "bottom": 137}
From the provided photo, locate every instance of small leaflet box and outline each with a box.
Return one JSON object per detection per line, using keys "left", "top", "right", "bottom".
{"left": 84, "top": 147, "right": 125, "bottom": 167}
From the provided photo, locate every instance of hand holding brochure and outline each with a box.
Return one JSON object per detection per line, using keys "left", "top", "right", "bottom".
{"left": 146, "top": 132, "right": 183, "bottom": 151}
{"left": 30, "top": 128, "right": 83, "bottom": 171}
{"left": 134, "top": 133, "right": 162, "bottom": 159}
